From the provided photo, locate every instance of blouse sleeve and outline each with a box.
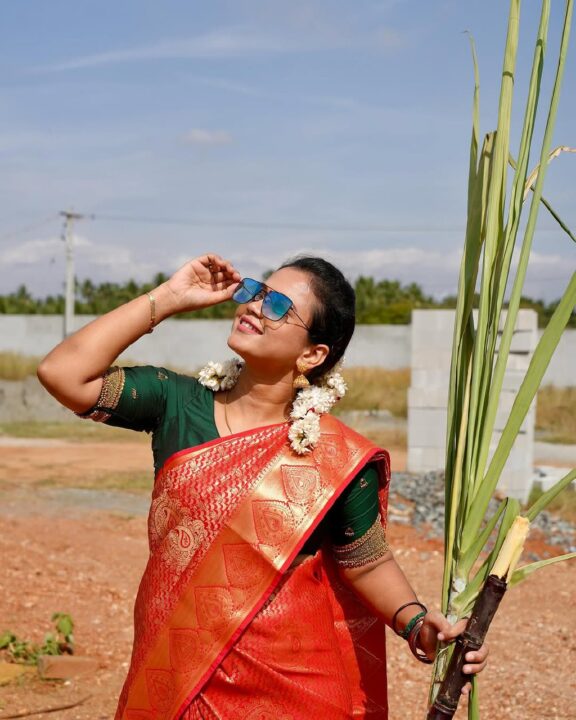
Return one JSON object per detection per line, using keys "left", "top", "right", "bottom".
{"left": 329, "top": 462, "right": 390, "bottom": 568}
{"left": 77, "top": 365, "right": 172, "bottom": 433}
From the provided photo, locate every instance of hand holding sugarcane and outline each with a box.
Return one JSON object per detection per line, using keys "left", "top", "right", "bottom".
{"left": 418, "top": 612, "right": 489, "bottom": 693}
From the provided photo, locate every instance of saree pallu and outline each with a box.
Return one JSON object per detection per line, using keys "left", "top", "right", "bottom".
{"left": 116, "top": 415, "right": 390, "bottom": 720}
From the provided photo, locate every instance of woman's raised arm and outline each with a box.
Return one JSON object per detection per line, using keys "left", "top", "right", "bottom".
{"left": 37, "top": 254, "right": 240, "bottom": 413}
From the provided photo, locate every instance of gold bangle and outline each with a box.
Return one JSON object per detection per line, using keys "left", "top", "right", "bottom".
{"left": 146, "top": 292, "right": 156, "bottom": 333}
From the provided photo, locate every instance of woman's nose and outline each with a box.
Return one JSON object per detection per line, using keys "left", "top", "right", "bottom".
{"left": 246, "top": 293, "right": 265, "bottom": 315}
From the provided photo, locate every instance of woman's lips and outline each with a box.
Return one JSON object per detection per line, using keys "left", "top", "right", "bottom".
{"left": 238, "top": 316, "right": 262, "bottom": 334}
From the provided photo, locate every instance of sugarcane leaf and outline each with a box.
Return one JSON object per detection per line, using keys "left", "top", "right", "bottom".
{"left": 455, "top": 498, "right": 520, "bottom": 614}
{"left": 473, "top": 0, "right": 552, "bottom": 487}
{"left": 468, "top": 676, "right": 480, "bottom": 720}
{"left": 460, "top": 498, "right": 507, "bottom": 574}
{"left": 465, "top": 0, "right": 520, "bottom": 495}
{"left": 525, "top": 468, "right": 576, "bottom": 521}
{"left": 470, "top": 0, "right": 574, "bottom": 525}
{"left": 465, "top": 271, "right": 576, "bottom": 541}
{"left": 509, "top": 552, "right": 576, "bottom": 587}
{"left": 508, "top": 149, "right": 576, "bottom": 244}
{"left": 523, "top": 145, "right": 576, "bottom": 200}
{"left": 538, "top": 193, "right": 576, "bottom": 243}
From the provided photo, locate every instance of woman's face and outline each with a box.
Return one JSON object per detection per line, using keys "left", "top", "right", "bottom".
{"left": 227, "top": 267, "right": 325, "bottom": 374}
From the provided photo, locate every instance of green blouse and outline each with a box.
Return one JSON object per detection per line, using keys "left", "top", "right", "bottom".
{"left": 96, "top": 365, "right": 380, "bottom": 551}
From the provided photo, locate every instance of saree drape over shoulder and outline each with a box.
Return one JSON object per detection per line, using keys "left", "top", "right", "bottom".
{"left": 116, "top": 414, "right": 391, "bottom": 720}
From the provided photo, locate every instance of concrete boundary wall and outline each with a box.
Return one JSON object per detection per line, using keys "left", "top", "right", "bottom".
{"left": 0, "top": 315, "right": 574, "bottom": 385}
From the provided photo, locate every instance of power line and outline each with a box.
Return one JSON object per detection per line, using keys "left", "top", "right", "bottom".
{"left": 0, "top": 214, "right": 59, "bottom": 244}
{"left": 90, "top": 212, "right": 467, "bottom": 232}
{"left": 0, "top": 211, "right": 572, "bottom": 239}
{"left": 85, "top": 212, "right": 574, "bottom": 234}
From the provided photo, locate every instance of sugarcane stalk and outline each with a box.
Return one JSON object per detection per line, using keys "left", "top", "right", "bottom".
{"left": 427, "top": 518, "right": 529, "bottom": 719}
{"left": 427, "top": 575, "right": 507, "bottom": 720}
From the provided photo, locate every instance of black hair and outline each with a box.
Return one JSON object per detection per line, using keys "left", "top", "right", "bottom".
{"left": 278, "top": 256, "right": 355, "bottom": 382}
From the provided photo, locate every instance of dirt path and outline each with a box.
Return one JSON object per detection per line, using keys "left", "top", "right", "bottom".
{"left": 0, "top": 440, "right": 574, "bottom": 719}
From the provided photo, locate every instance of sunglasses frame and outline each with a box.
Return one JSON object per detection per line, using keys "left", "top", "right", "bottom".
{"left": 232, "top": 278, "right": 311, "bottom": 331}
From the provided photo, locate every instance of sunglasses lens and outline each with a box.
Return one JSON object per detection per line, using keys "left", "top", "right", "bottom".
{"left": 232, "top": 278, "right": 262, "bottom": 304}
{"left": 263, "top": 291, "right": 292, "bottom": 321}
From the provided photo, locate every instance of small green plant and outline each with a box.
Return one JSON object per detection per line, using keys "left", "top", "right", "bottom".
{"left": 0, "top": 613, "right": 74, "bottom": 666}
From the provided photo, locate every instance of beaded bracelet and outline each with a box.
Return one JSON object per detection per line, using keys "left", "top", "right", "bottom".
{"left": 391, "top": 601, "right": 428, "bottom": 636}
{"left": 401, "top": 610, "right": 427, "bottom": 640}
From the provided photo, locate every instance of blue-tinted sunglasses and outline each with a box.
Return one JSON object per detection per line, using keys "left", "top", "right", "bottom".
{"left": 232, "top": 278, "right": 310, "bottom": 330}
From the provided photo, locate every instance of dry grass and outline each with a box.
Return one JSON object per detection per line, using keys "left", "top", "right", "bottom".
{"left": 0, "top": 421, "right": 150, "bottom": 443}
{"left": 38, "top": 469, "right": 152, "bottom": 494}
{"left": 0, "top": 352, "right": 39, "bottom": 380}
{"left": 0, "top": 357, "right": 574, "bottom": 444}
{"left": 527, "top": 485, "right": 576, "bottom": 524}
{"left": 338, "top": 367, "right": 410, "bottom": 417}
{"left": 361, "top": 427, "right": 407, "bottom": 450}
{"left": 536, "top": 385, "right": 576, "bottom": 444}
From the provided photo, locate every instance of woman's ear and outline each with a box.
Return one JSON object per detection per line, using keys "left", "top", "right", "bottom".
{"left": 298, "top": 343, "right": 330, "bottom": 373}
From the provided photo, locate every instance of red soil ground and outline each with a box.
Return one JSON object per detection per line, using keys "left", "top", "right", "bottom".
{"left": 0, "top": 440, "right": 574, "bottom": 719}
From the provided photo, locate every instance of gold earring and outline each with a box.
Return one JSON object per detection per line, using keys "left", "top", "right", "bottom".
{"left": 293, "top": 359, "right": 310, "bottom": 389}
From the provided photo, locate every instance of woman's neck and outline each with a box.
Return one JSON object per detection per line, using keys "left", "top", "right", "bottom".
{"left": 223, "top": 367, "right": 294, "bottom": 429}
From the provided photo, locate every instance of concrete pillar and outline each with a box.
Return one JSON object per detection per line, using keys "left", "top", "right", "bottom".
{"left": 407, "top": 309, "right": 537, "bottom": 502}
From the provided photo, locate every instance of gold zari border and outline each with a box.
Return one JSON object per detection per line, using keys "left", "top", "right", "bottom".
{"left": 332, "top": 514, "right": 389, "bottom": 568}
{"left": 78, "top": 366, "right": 125, "bottom": 422}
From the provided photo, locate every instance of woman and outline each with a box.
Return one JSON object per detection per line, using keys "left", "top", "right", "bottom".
{"left": 38, "top": 254, "right": 487, "bottom": 720}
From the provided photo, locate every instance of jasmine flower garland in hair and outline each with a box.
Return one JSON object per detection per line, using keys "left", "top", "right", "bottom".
{"left": 197, "top": 360, "right": 347, "bottom": 455}
{"left": 197, "top": 359, "right": 243, "bottom": 391}
{"left": 288, "top": 366, "right": 347, "bottom": 454}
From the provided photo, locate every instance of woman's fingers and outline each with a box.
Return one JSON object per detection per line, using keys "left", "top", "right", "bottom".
{"left": 437, "top": 617, "right": 467, "bottom": 642}
{"left": 463, "top": 646, "right": 489, "bottom": 675}
{"left": 430, "top": 613, "right": 489, "bottom": 676}
{"left": 204, "top": 254, "right": 241, "bottom": 280}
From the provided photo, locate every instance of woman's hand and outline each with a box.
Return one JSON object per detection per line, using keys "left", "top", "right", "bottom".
{"left": 418, "top": 611, "right": 489, "bottom": 695}
{"left": 162, "top": 254, "right": 241, "bottom": 315}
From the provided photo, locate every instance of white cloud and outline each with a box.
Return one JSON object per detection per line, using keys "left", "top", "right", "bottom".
{"left": 32, "top": 18, "right": 406, "bottom": 74}
{"left": 1, "top": 234, "right": 570, "bottom": 303}
{"left": 0, "top": 237, "right": 90, "bottom": 268}
{"left": 0, "top": 237, "right": 72, "bottom": 267}
{"left": 33, "top": 28, "right": 306, "bottom": 73}
{"left": 0, "top": 234, "right": 154, "bottom": 283}
{"left": 182, "top": 129, "right": 232, "bottom": 146}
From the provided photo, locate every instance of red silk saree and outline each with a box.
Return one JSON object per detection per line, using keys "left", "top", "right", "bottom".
{"left": 116, "top": 414, "right": 390, "bottom": 720}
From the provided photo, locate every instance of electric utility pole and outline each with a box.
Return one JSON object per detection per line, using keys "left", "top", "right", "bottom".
{"left": 60, "top": 210, "right": 84, "bottom": 338}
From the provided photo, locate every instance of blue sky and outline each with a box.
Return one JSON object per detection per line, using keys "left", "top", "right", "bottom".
{"left": 0, "top": 0, "right": 574, "bottom": 301}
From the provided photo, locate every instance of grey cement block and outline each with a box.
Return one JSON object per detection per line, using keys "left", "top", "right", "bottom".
{"left": 407, "top": 446, "right": 446, "bottom": 473}
{"left": 408, "top": 386, "right": 449, "bottom": 409}
{"left": 408, "top": 409, "right": 447, "bottom": 448}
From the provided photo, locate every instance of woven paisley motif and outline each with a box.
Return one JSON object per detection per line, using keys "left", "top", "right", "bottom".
{"left": 149, "top": 492, "right": 206, "bottom": 570}
{"left": 252, "top": 500, "right": 295, "bottom": 546}
{"left": 281, "top": 465, "right": 321, "bottom": 506}
{"left": 169, "top": 628, "right": 204, "bottom": 672}
{"left": 164, "top": 517, "right": 206, "bottom": 571}
{"left": 195, "top": 586, "right": 235, "bottom": 635}
{"left": 145, "top": 668, "right": 174, "bottom": 712}
{"left": 223, "top": 543, "right": 269, "bottom": 589}
{"left": 313, "top": 433, "right": 350, "bottom": 472}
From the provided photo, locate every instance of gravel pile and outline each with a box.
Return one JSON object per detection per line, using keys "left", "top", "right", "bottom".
{"left": 390, "top": 470, "right": 576, "bottom": 555}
